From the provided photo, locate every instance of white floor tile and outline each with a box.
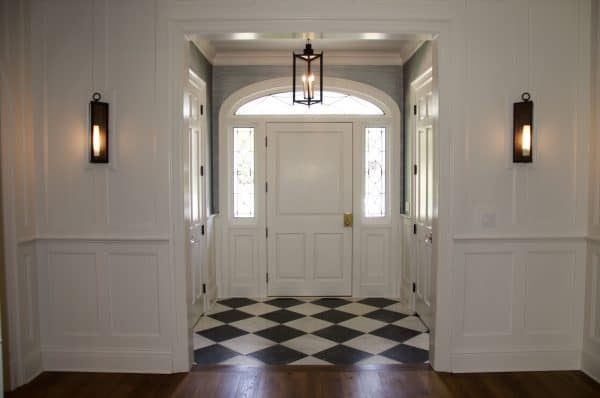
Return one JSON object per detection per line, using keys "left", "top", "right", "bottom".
{"left": 193, "top": 316, "right": 224, "bottom": 332}
{"left": 343, "top": 334, "right": 398, "bottom": 355}
{"left": 286, "top": 303, "right": 329, "bottom": 316}
{"left": 338, "top": 316, "right": 386, "bottom": 333}
{"left": 237, "top": 302, "right": 279, "bottom": 316}
{"left": 230, "top": 317, "right": 278, "bottom": 333}
{"left": 284, "top": 317, "right": 332, "bottom": 333}
{"left": 193, "top": 334, "right": 215, "bottom": 350}
{"left": 206, "top": 303, "right": 229, "bottom": 314}
{"left": 282, "top": 334, "right": 337, "bottom": 355}
{"left": 402, "top": 333, "right": 430, "bottom": 351}
{"left": 336, "top": 302, "right": 378, "bottom": 315}
{"left": 384, "top": 302, "right": 412, "bottom": 315}
{"left": 220, "top": 334, "right": 275, "bottom": 355}
{"left": 393, "top": 316, "right": 428, "bottom": 332}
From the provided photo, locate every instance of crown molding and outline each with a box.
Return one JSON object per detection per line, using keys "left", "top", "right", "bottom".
{"left": 212, "top": 50, "right": 404, "bottom": 66}
{"left": 192, "top": 38, "right": 217, "bottom": 63}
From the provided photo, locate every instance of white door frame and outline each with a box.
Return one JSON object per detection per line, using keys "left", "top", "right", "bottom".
{"left": 165, "top": 22, "right": 450, "bottom": 373}
{"left": 217, "top": 77, "right": 400, "bottom": 301}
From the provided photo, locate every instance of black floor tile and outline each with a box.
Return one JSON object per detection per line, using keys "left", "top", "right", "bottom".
{"left": 197, "top": 325, "right": 248, "bottom": 342}
{"left": 379, "top": 344, "right": 429, "bottom": 363}
{"left": 217, "top": 298, "right": 258, "bottom": 308}
{"left": 358, "top": 298, "right": 398, "bottom": 308}
{"left": 313, "top": 344, "right": 371, "bottom": 365}
{"left": 363, "top": 309, "right": 408, "bottom": 323}
{"left": 208, "top": 309, "right": 253, "bottom": 323}
{"left": 260, "top": 309, "right": 304, "bottom": 324}
{"left": 264, "top": 298, "right": 304, "bottom": 308}
{"left": 248, "top": 344, "right": 307, "bottom": 365}
{"left": 311, "top": 298, "right": 352, "bottom": 308}
{"left": 370, "top": 324, "right": 421, "bottom": 343}
{"left": 194, "top": 344, "right": 239, "bottom": 364}
{"left": 312, "top": 324, "right": 363, "bottom": 343}
{"left": 255, "top": 325, "right": 306, "bottom": 343}
{"left": 312, "top": 309, "right": 355, "bottom": 324}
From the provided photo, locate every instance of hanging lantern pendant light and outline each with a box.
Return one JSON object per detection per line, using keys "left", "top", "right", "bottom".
{"left": 293, "top": 39, "right": 323, "bottom": 106}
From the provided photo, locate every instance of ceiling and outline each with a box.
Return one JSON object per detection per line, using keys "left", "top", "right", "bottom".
{"left": 192, "top": 32, "right": 429, "bottom": 65}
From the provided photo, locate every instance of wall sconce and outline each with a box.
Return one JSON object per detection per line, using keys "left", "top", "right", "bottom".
{"left": 513, "top": 92, "right": 533, "bottom": 163}
{"left": 292, "top": 39, "right": 323, "bottom": 106}
{"left": 90, "top": 92, "right": 109, "bottom": 163}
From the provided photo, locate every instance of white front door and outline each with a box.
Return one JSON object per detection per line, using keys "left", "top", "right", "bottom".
{"left": 266, "top": 122, "right": 353, "bottom": 296}
{"left": 184, "top": 71, "right": 208, "bottom": 328}
{"left": 412, "top": 71, "right": 434, "bottom": 328}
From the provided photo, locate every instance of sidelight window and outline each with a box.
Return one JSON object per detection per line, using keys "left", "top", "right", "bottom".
{"left": 233, "top": 127, "right": 255, "bottom": 218}
{"left": 364, "top": 127, "right": 386, "bottom": 218}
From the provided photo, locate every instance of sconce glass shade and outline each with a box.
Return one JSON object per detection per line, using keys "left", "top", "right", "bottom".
{"left": 513, "top": 92, "right": 533, "bottom": 163}
{"left": 293, "top": 40, "right": 323, "bottom": 106}
{"left": 90, "top": 92, "right": 109, "bottom": 163}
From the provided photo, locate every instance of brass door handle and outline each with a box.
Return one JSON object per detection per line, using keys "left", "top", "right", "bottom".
{"left": 343, "top": 213, "right": 353, "bottom": 227}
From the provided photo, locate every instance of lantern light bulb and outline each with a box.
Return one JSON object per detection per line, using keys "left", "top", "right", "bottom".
{"left": 521, "top": 124, "right": 531, "bottom": 157}
{"left": 92, "top": 124, "right": 101, "bottom": 157}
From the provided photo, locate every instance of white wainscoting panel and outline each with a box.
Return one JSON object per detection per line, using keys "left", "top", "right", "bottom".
{"left": 452, "top": 238, "right": 585, "bottom": 372}
{"left": 583, "top": 241, "right": 600, "bottom": 382}
{"left": 227, "top": 229, "right": 261, "bottom": 297}
{"left": 359, "top": 228, "right": 393, "bottom": 296}
{"left": 37, "top": 240, "right": 172, "bottom": 373}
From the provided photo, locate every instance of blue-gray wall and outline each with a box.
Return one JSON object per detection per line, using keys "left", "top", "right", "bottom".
{"left": 211, "top": 65, "right": 403, "bottom": 213}
{"left": 188, "top": 43, "right": 215, "bottom": 213}
{"left": 402, "top": 41, "right": 433, "bottom": 214}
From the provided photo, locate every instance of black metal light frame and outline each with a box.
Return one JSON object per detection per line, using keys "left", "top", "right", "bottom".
{"left": 90, "top": 92, "right": 109, "bottom": 163}
{"left": 513, "top": 92, "right": 533, "bottom": 163}
{"left": 292, "top": 39, "right": 323, "bottom": 106}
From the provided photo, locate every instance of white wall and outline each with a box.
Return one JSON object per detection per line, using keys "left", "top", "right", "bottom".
{"left": 0, "top": 0, "right": 596, "bottom": 385}
{"left": 583, "top": 0, "right": 600, "bottom": 383}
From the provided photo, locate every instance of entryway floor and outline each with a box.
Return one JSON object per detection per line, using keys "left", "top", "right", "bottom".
{"left": 193, "top": 297, "right": 429, "bottom": 365}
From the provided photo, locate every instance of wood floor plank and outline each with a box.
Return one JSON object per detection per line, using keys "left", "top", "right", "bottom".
{"left": 6, "top": 366, "right": 600, "bottom": 398}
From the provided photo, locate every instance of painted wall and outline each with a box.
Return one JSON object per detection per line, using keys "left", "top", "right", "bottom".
{"left": 402, "top": 41, "right": 433, "bottom": 213}
{"left": 211, "top": 65, "right": 403, "bottom": 213}
{"left": 188, "top": 42, "right": 215, "bottom": 213}
{"left": 0, "top": 0, "right": 595, "bottom": 385}
{"left": 583, "top": 0, "right": 600, "bottom": 383}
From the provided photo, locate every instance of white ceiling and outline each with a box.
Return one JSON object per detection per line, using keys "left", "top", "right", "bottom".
{"left": 192, "top": 32, "right": 429, "bottom": 65}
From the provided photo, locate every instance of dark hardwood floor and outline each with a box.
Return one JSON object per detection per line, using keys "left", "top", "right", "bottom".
{"left": 6, "top": 365, "right": 600, "bottom": 398}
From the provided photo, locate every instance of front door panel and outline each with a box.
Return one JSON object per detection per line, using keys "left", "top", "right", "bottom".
{"left": 266, "top": 122, "right": 352, "bottom": 296}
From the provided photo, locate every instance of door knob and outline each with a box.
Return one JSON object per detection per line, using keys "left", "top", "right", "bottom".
{"left": 343, "top": 213, "right": 353, "bottom": 227}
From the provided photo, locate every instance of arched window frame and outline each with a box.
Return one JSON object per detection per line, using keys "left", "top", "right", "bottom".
{"left": 219, "top": 77, "right": 401, "bottom": 228}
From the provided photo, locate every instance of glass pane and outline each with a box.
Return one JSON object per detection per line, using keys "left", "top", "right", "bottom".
{"left": 235, "top": 91, "right": 384, "bottom": 115}
{"left": 233, "top": 127, "right": 255, "bottom": 218}
{"left": 364, "top": 127, "right": 386, "bottom": 217}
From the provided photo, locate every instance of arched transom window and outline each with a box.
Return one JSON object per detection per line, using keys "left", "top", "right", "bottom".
{"left": 235, "top": 90, "right": 385, "bottom": 116}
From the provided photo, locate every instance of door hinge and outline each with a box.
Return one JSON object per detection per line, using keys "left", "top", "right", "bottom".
{"left": 412, "top": 282, "right": 416, "bottom": 293}
{"left": 413, "top": 224, "right": 417, "bottom": 235}
{"left": 202, "top": 283, "right": 206, "bottom": 294}
{"left": 413, "top": 104, "right": 417, "bottom": 115}
{"left": 265, "top": 182, "right": 268, "bottom": 193}
{"left": 266, "top": 227, "right": 269, "bottom": 238}
{"left": 413, "top": 164, "right": 418, "bottom": 175}
{"left": 266, "top": 273, "right": 269, "bottom": 283}
{"left": 200, "top": 104, "right": 204, "bottom": 115}
{"left": 200, "top": 165, "right": 204, "bottom": 176}
{"left": 201, "top": 225, "right": 205, "bottom": 235}
{"left": 265, "top": 136, "right": 268, "bottom": 147}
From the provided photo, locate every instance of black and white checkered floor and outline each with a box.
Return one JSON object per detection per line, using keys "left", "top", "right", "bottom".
{"left": 193, "top": 297, "right": 429, "bottom": 366}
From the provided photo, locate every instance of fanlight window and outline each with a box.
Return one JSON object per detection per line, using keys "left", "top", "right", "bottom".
{"left": 235, "top": 91, "right": 384, "bottom": 116}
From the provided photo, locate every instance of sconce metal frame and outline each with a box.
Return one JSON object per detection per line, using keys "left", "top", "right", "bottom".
{"left": 513, "top": 92, "right": 533, "bottom": 163}
{"left": 90, "top": 92, "right": 109, "bottom": 163}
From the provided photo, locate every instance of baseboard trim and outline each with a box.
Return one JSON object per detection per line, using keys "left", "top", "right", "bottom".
{"left": 582, "top": 349, "right": 600, "bottom": 383}
{"left": 451, "top": 350, "right": 581, "bottom": 373}
{"left": 41, "top": 348, "right": 174, "bottom": 373}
